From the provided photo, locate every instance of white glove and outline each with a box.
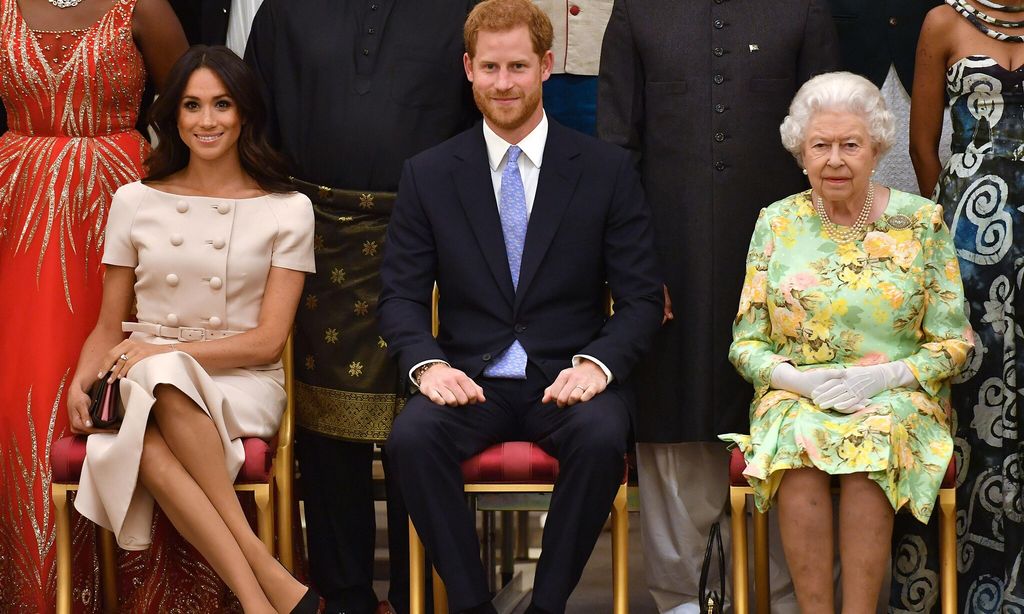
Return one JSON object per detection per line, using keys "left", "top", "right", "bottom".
{"left": 811, "top": 361, "right": 919, "bottom": 413}
{"left": 770, "top": 362, "right": 845, "bottom": 398}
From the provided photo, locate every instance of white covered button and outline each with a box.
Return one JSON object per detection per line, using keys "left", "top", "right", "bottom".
{"left": 165, "top": 273, "right": 179, "bottom": 286}
{"left": 209, "top": 276, "right": 223, "bottom": 290}
{"left": 176, "top": 200, "right": 189, "bottom": 213}
{"left": 216, "top": 202, "right": 233, "bottom": 214}
{"left": 167, "top": 313, "right": 179, "bottom": 325}
{"left": 212, "top": 237, "right": 226, "bottom": 249}
{"left": 169, "top": 233, "right": 183, "bottom": 246}
{"left": 209, "top": 316, "right": 223, "bottom": 328}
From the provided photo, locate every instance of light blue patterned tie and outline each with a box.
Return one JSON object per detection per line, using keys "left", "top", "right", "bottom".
{"left": 484, "top": 145, "right": 529, "bottom": 379}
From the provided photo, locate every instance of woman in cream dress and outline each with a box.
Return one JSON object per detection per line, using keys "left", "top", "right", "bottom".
{"left": 67, "top": 46, "right": 320, "bottom": 614}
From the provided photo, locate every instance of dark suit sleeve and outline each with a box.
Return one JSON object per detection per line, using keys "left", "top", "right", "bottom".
{"left": 576, "top": 151, "right": 663, "bottom": 381}
{"left": 799, "top": 0, "right": 842, "bottom": 81}
{"left": 243, "top": 1, "right": 280, "bottom": 147}
{"left": 596, "top": 0, "right": 644, "bottom": 158}
{"left": 377, "top": 159, "right": 447, "bottom": 377}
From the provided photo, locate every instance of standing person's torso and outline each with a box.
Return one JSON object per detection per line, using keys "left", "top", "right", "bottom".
{"left": 0, "top": 0, "right": 146, "bottom": 138}
{"left": 248, "top": 0, "right": 478, "bottom": 191}
{"left": 828, "top": 0, "right": 939, "bottom": 89}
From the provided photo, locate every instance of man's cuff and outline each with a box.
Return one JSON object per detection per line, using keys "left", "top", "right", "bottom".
{"left": 408, "top": 359, "right": 450, "bottom": 389}
{"left": 572, "top": 354, "right": 614, "bottom": 384}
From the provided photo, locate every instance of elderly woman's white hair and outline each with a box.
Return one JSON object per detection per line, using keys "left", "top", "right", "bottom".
{"left": 780, "top": 71, "right": 895, "bottom": 164}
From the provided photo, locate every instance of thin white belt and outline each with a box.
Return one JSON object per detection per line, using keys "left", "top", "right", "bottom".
{"left": 122, "top": 321, "right": 242, "bottom": 342}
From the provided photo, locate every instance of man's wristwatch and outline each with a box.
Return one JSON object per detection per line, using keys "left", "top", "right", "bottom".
{"left": 413, "top": 362, "right": 441, "bottom": 387}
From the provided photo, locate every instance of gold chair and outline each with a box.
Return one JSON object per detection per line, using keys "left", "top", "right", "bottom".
{"left": 727, "top": 447, "right": 957, "bottom": 614}
{"left": 409, "top": 467, "right": 630, "bottom": 614}
{"left": 51, "top": 337, "right": 297, "bottom": 613}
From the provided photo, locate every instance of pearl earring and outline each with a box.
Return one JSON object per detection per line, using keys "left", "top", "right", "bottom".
{"left": 871, "top": 168, "right": 876, "bottom": 175}
{"left": 802, "top": 168, "right": 808, "bottom": 175}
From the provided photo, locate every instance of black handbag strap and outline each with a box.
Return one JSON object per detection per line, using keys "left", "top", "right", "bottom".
{"left": 699, "top": 521, "right": 726, "bottom": 612}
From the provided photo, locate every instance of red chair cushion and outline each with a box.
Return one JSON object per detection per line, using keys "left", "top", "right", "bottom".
{"left": 236, "top": 437, "right": 276, "bottom": 483}
{"left": 728, "top": 446, "right": 957, "bottom": 489}
{"left": 50, "top": 435, "right": 275, "bottom": 485}
{"left": 461, "top": 442, "right": 560, "bottom": 484}
{"left": 51, "top": 436, "right": 88, "bottom": 484}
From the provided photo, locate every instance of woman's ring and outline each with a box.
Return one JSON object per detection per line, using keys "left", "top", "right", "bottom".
{"left": 118, "top": 353, "right": 129, "bottom": 362}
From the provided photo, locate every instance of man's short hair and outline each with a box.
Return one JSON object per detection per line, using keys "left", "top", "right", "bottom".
{"left": 464, "top": 0, "right": 554, "bottom": 59}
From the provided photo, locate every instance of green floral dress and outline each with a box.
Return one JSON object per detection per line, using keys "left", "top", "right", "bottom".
{"left": 721, "top": 189, "right": 973, "bottom": 523}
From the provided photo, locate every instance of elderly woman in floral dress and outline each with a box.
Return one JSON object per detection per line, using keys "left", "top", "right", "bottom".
{"left": 722, "top": 71, "right": 973, "bottom": 614}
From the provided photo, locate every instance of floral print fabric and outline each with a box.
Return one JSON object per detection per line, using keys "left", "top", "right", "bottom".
{"left": 721, "top": 189, "right": 973, "bottom": 523}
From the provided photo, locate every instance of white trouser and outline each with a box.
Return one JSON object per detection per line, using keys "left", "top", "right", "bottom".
{"left": 636, "top": 442, "right": 798, "bottom": 614}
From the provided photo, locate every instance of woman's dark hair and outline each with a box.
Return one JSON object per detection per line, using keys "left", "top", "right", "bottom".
{"left": 143, "top": 45, "right": 294, "bottom": 193}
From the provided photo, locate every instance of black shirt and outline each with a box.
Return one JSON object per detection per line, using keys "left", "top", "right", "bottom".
{"left": 245, "top": 0, "right": 479, "bottom": 191}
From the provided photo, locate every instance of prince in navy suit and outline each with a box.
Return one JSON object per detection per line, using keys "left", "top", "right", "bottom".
{"left": 378, "top": 1, "right": 662, "bottom": 612}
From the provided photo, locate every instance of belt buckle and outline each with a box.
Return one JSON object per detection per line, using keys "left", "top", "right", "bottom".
{"left": 177, "top": 327, "right": 206, "bottom": 342}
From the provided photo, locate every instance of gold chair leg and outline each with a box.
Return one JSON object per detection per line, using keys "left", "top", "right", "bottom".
{"left": 254, "top": 485, "right": 274, "bottom": 553}
{"left": 432, "top": 567, "right": 448, "bottom": 614}
{"left": 939, "top": 487, "right": 957, "bottom": 614}
{"left": 53, "top": 484, "right": 73, "bottom": 614}
{"left": 729, "top": 488, "right": 750, "bottom": 614}
{"left": 98, "top": 527, "right": 119, "bottom": 613}
{"left": 410, "top": 519, "right": 426, "bottom": 614}
{"left": 276, "top": 458, "right": 295, "bottom": 572}
{"left": 611, "top": 483, "right": 629, "bottom": 614}
{"left": 752, "top": 507, "right": 770, "bottom": 614}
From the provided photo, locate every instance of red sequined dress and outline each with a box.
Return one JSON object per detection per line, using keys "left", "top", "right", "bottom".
{"left": 0, "top": 1, "right": 195, "bottom": 612}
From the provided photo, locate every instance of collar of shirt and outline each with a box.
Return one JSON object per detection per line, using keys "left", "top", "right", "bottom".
{"left": 482, "top": 112, "right": 548, "bottom": 217}
{"left": 483, "top": 111, "right": 548, "bottom": 173}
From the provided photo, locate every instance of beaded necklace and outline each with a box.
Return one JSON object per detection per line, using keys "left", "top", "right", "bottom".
{"left": 947, "top": 0, "right": 1024, "bottom": 41}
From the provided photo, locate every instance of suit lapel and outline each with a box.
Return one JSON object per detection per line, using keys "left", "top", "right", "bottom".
{"left": 453, "top": 127, "right": 516, "bottom": 305}
{"left": 515, "top": 124, "right": 582, "bottom": 310}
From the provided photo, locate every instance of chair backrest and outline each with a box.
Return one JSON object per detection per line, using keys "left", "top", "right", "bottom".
{"left": 277, "top": 335, "right": 295, "bottom": 465}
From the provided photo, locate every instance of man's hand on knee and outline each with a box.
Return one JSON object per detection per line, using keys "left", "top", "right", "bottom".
{"left": 419, "top": 365, "right": 486, "bottom": 406}
{"left": 542, "top": 360, "right": 608, "bottom": 408}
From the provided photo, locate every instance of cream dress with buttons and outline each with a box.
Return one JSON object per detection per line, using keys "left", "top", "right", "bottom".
{"left": 74, "top": 181, "right": 315, "bottom": 550}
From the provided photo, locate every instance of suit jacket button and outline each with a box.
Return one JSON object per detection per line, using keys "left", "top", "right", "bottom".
{"left": 515, "top": 324, "right": 527, "bottom": 333}
{"left": 482, "top": 353, "right": 492, "bottom": 361}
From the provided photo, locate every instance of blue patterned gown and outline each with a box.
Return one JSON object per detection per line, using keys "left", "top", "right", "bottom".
{"left": 891, "top": 54, "right": 1024, "bottom": 613}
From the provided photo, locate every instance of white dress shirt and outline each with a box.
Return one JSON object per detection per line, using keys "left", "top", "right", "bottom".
{"left": 409, "top": 112, "right": 613, "bottom": 387}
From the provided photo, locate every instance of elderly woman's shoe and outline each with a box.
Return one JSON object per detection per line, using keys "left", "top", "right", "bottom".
{"left": 289, "top": 587, "right": 323, "bottom": 614}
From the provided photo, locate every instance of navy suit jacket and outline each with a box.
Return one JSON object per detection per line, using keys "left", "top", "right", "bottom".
{"left": 378, "top": 119, "right": 663, "bottom": 390}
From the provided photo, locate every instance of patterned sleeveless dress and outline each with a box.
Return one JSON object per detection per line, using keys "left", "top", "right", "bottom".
{"left": 891, "top": 52, "right": 1024, "bottom": 612}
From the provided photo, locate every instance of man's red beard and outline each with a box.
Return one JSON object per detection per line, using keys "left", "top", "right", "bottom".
{"left": 473, "top": 84, "right": 542, "bottom": 133}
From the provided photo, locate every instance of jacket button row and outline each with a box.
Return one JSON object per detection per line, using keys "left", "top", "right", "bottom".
{"left": 209, "top": 276, "right": 223, "bottom": 290}
{"left": 176, "top": 200, "right": 189, "bottom": 213}
{"left": 170, "top": 233, "right": 183, "bottom": 246}
{"left": 212, "top": 237, "right": 226, "bottom": 249}
{"left": 216, "top": 202, "right": 232, "bottom": 215}
{"left": 165, "top": 273, "right": 179, "bottom": 287}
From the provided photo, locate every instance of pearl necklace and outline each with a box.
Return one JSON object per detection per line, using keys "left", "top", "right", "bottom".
{"left": 47, "top": 0, "right": 86, "bottom": 7}
{"left": 814, "top": 182, "right": 874, "bottom": 244}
